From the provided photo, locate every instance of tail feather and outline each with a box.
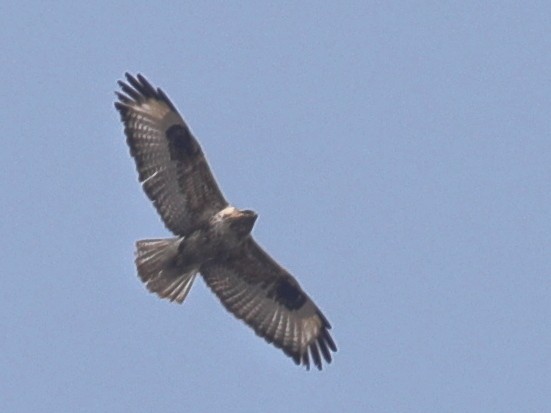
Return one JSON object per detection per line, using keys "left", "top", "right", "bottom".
{"left": 135, "top": 238, "right": 198, "bottom": 303}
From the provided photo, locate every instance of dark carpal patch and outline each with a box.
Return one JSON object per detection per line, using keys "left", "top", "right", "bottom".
{"left": 268, "top": 278, "right": 307, "bottom": 310}
{"left": 166, "top": 124, "right": 198, "bottom": 160}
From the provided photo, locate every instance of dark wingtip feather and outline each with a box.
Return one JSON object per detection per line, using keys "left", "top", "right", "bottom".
{"left": 301, "top": 351, "right": 310, "bottom": 370}
{"left": 306, "top": 325, "right": 337, "bottom": 370}
{"left": 116, "top": 72, "right": 179, "bottom": 114}
{"left": 323, "top": 329, "right": 337, "bottom": 352}
{"left": 282, "top": 318, "right": 336, "bottom": 370}
{"left": 115, "top": 91, "right": 131, "bottom": 104}
{"left": 124, "top": 72, "right": 140, "bottom": 90}
{"left": 310, "top": 343, "right": 322, "bottom": 370}
{"left": 318, "top": 336, "right": 332, "bottom": 363}
{"left": 136, "top": 74, "right": 157, "bottom": 97}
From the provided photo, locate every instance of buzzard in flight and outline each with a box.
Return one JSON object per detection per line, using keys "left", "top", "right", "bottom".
{"left": 115, "top": 73, "right": 336, "bottom": 370}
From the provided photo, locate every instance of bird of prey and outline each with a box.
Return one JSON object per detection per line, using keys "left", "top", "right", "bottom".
{"left": 114, "top": 73, "right": 336, "bottom": 370}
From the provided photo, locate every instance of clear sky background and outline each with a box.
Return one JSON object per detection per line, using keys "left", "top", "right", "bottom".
{"left": 1, "top": 2, "right": 550, "bottom": 412}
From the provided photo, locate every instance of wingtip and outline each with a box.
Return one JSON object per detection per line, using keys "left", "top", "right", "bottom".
{"left": 136, "top": 73, "right": 147, "bottom": 84}
{"left": 124, "top": 72, "right": 134, "bottom": 83}
{"left": 115, "top": 72, "right": 177, "bottom": 112}
{"left": 294, "top": 326, "right": 336, "bottom": 371}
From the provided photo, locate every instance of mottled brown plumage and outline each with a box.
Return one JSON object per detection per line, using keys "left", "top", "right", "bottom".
{"left": 115, "top": 73, "right": 336, "bottom": 369}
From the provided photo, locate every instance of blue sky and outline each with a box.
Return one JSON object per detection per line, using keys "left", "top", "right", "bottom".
{"left": 1, "top": 2, "right": 550, "bottom": 412}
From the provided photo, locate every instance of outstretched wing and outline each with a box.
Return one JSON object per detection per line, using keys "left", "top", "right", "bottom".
{"left": 115, "top": 73, "right": 227, "bottom": 235}
{"left": 200, "top": 238, "right": 337, "bottom": 370}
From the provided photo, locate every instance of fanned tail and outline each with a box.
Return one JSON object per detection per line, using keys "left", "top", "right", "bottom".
{"left": 135, "top": 238, "right": 198, "bottom": 303}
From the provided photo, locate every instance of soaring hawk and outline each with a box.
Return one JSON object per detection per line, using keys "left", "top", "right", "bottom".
{"left": 115, "top": 73, "right": 336, "bottom": 369}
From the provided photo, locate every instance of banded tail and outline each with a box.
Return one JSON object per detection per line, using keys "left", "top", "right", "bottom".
{"left": 135, "top": 238, "right": 198, "bottom": 303}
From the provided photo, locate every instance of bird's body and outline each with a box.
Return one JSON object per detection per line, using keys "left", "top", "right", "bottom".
{"left": 115, "top": 74, "right": 336, "bottom": 369}
{"left": 179, "top": 207, "right": 258, "bottom": 269}
{"left": 135, "top": 207, "right": 257, "bottom": 303}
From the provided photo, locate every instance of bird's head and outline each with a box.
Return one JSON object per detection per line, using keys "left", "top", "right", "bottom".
{"left": 214, "top": 206, "right": 258, "bottom": 238}
{"left": 229, "top": 208, "right": 257, "bottom": 237}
